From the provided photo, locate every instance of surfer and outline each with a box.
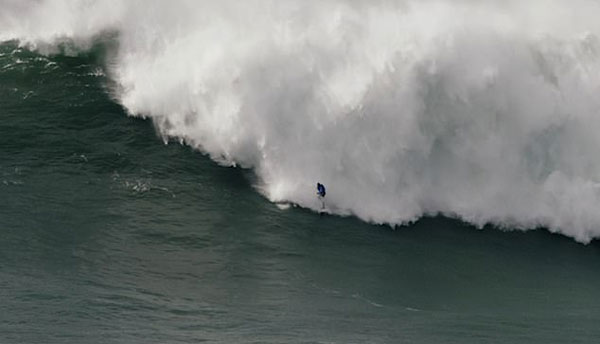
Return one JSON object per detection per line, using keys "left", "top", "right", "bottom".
{"left": 317, "top": 182, "right": 326, "bottom": 209}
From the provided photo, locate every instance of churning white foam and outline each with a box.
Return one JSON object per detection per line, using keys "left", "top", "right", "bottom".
{"left": 4, "top": 0, "right": 600, "bottom": 242}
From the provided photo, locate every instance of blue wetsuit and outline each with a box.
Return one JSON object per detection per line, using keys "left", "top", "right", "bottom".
{"left": 317, "top": 183, "right": 326, "bottom": 197}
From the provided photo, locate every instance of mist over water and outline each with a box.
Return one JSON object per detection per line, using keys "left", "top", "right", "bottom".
{"left": 4, "top": 0, "right": 600, "bottom": 242}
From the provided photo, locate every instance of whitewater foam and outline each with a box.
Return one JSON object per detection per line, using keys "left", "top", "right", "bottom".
{"left": 4, "top": 0, "right": 600, "bottom": 242}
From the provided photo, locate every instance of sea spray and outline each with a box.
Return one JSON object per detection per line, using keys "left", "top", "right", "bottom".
{"left": 4, "top": 0, "right": 600, "bottom": 242}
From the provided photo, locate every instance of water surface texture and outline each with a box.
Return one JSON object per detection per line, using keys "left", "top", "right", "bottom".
{"left": 2, "top": 2, "right": 600, "bottom": 343}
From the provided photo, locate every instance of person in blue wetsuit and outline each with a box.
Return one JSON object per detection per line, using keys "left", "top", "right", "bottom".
{"left": 317, "top": 182, "right": 326, "bottom": 197}
{"left": 316, "top": 182, "right": 326, "bottom": 209}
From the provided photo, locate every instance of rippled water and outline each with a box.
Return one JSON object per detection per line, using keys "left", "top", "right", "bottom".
{"left": 2, "top": 41, "right": 600, "bottom": 344}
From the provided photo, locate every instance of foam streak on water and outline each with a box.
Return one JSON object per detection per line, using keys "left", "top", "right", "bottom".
{"left": 4, "top": 0, "right": 600, "bottom": 242}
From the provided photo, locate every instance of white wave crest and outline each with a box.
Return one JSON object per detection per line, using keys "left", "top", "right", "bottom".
{"left": 4, "top": 0, "right": 600, "bottom": 242}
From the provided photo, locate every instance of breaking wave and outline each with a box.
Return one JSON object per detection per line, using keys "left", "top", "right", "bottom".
{"left": 4, "top": 0, "right": 600, "bottom": 242}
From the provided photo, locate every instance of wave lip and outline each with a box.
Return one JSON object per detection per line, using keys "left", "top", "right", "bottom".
{"left": 5, "top": 0, "right": 600, "bottom": 242}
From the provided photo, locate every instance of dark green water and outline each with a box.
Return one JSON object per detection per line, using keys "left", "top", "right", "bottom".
{"left": 2, "top": 42, "right": 600, "bottom": 343}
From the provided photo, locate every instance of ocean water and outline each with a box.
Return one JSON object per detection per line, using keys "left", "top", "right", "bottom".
{"left": 3, "top": 1, "right": 600, "bottom": 343}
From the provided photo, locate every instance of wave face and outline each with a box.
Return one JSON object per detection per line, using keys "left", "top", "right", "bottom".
{"left": 4, "top": 0, "right": 600, "bottom": 242}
